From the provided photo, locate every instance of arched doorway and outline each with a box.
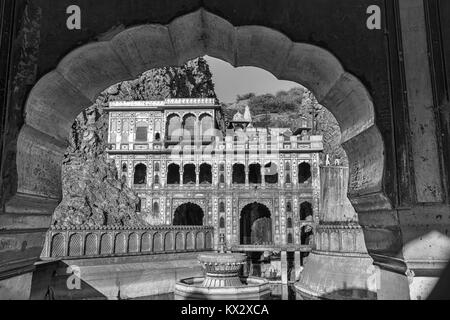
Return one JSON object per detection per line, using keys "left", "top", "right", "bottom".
{"left": 248, "top": 163, "right": 262, "bottom": 184}
{"left": 300, "top": 201, "right": 313, "bottom": 221}
{"left": 232, "top": 163, "right": 245, "bottom": 184}
{"left": 298, "top": 162, "right": 311, "bottom": 184}
{"left": 183, "top": 164, "right": 196, "bottom": 184}
{"left": 133, "top": 164, "right": 147, "bottom": 185}
{"left": 199, "top": 163, "right": 212, "bottom": 184}
{"left": 240, "top": 202, "right": 272, "bottom": 245}
{"left": 173, "top": 203, "right": 204, "bottom": 226}
{"left": 167, "top": 163, "right": 180, "bottom": 184}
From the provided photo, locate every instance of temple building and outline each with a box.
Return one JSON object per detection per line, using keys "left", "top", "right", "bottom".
{"left": 106, "top": 98, "right": 323, "bottom": 253}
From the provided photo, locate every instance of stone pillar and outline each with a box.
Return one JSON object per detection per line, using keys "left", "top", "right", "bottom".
{"left": 367, "top": 0, "right": 450, "bottom": 300}
{"left": 295, "top": 167, "right": 376, "bottom": 300}
{"left": 294, "top": 251, "right": 301, "bottom": 281}
{"left": 245, "top": 165, "right": 249, "bottom": 187}
{"left": 281, "top": 251, "right": 288, "bottom": 285}
{"left": 179, "top": 169, "right": 183, "bottom": 187}
{"left": 195, "top": 166, "right": 200, "bottom": 187}
{"left": 261, "top": 167, "right": 265, "bottom": 188}
{"left": 282, "top": 284, "right": 289, "bottom": 300}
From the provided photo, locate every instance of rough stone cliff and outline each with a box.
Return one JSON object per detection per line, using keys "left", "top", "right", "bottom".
{"left": 52, "top": 57, "right": 217, "bottom": 228}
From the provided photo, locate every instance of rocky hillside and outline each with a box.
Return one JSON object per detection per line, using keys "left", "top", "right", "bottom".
{"left": 52, "top": 57, "right": 217, "bottom": 228}
{"left": 222, "top": 87, "right": 348, "bottom": 166}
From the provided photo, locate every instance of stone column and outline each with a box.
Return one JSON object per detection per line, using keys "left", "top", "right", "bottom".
{"left": 179, "top": 168, "right": 183, "bottom": 187}
{"left": 281, "top": 251, "right": 288, "bottom": 285}
{"left": 261, "top": 166, "right": 265, "bottom": 188}
{"left": 294, "top": 251, "right": 301, "bottom": 281}
{"left": 245, "top": 165, "right": 249, "bottom": 187}
{"left": 195, "top": 165, "right": 200, "bottom": 187}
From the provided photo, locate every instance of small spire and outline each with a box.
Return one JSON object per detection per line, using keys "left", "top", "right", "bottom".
{"left": 243, "top": 105, "right": 252, "bottom": 122}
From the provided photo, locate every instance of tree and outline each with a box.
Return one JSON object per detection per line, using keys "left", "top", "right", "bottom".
{"left": 223, "top": 87, "right": 348, "bottom": 166}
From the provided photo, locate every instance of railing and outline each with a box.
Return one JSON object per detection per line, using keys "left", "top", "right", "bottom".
{"left": 41, "top": 225, "right": 214, "bottom": 259}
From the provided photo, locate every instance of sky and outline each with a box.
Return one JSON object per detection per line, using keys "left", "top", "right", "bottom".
{"left": 204, "top": 55, "right": 300, "bottom": 104}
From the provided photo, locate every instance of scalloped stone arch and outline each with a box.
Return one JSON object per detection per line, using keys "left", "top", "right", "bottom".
{"left": 14, "top": 9, "right": 391, "bottom": 224}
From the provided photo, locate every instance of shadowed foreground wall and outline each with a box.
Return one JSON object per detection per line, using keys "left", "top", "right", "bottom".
{"left": 30, "top": 253, "right": 203, "bottom": 300}
{"left": 295, "top": 166, "right": 376, "bottom": 300}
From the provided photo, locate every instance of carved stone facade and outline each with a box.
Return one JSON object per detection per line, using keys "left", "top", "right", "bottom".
{"left": 106, "top": 99, "right": 323, "bottom": 249}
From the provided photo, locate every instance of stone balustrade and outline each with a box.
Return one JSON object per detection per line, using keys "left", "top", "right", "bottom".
{"left": 41, "top": 225, "right": 214, "bottom": 259}
{"left": 313, "top": 223, "right": 367, "bottom": 254}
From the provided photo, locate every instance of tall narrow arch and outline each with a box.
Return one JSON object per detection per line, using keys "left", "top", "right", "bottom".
{"left": 298, "top": 162, "right": 311, "bottom": 183}
{"left": 199, "top": 113, "right": 213, "bottom": 138}
{"left": 199, "top": 163, "right": 212, "bottom": 184}
{"left": 183, "top": 164, "right": 196, "bottom": 184}
{"left": 240, "top": 202, "right": 272, "bottom": 245}
{"left": 249, "top": 163, "right": 262, "bottom": 184}
{"left": 182, "top": 113, "right": 197, "bottom": 139}
{"left": 264, "top": 162, "right": 278, "bottom": 184}
{"left": 300, "top": 201, "right": 313, "bottom": 221}
{"left": 232, "top": 163, "right": 245, "bottom": 184}
{"left": 133, "top": 164, "right": 147, "bottom": 185}
{"left": 167, "top": 163, "right": 180, "bottom": 185}
{"left": 166, "top": 114, "right": 182, "bottom": 141}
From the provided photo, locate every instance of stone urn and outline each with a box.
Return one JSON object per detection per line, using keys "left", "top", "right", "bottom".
{"left": 198, "top": 252, "right": 247, "bottom": 287}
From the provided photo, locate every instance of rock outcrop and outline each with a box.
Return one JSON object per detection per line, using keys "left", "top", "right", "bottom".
{"left": 52, "top": 57, "right": 217, "bottom": 228}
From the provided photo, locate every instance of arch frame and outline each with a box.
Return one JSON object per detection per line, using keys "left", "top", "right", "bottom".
{"left": 239, "top": 201, "right": 273, "bottom": 245}
{"left": 7, "top": 8, "right": 391, "bottom": 287}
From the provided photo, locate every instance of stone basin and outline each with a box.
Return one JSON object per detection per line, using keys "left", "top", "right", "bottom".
{"left": 175, "top": 252, "right": 270, "bottom": 300}
{"left": 198, "top": 253, "right": 247, "bottom": 287}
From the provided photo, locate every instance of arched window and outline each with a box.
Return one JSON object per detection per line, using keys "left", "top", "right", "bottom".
{"left": 219, "top": 202, "right": 225, "bottom": 212}
{"left": 200, "top": 114, "right": 213, "bottom": 138}
{"left": 134, "top": 164, "right": 147, "bottom": 185}
{"left": 300, "top": 202, "right": 313, "bottom": 220}
{"left": 298, "top": 162, "right": 312, "bottom": 183}
{"left": 122, "top": 163, "right": 128, "bottom": 173}
{"left": 136, "top": 125, "right": 148, "bottom": 142}
{"left": 249, "top": 163, "right": 261, "bottom": 184}
{"left": 219, "top": 217, "right": 225, "bottom": 229}
{"left": 183, "top": 114, "right": 196, "bottom": 139}
{"left": 232, "top": 164, "right": 245, "bottom": 184}
{"left": 167, "top": 114, "right": 181, "bottom": 140}
{"left": 136, "top": 198, "right": 142, "bottom": 212}
{"left": 183, "top": 164, "right": 196, "bottom": 184}
{"left": 301, "top": 226, "right": 313, "bottom": 245}
{"left": 287, "top": 233, "right": 293, "bottom": 244}
{"left": 199, "top": 163, "right": 212, "bottom": 184}
{"left": 219, "top": 174, "right": 225, "bottom": 184}
{"left": 167, "top": 164, "right": 180, "bottom": 184}
{"left": 285, "top": 173, "right": 291, "bottom": 184}
{"left": 264, "top": 162, "right": 278, "bottom": 184}
{"left": 153, "top": 202, "right": 160, "bottom": 216}
{"left": 287, "top": 217, "right": 292, "bottom": 228}
{"left": 285, "top": 162, "right": 291, "bottom": 171}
